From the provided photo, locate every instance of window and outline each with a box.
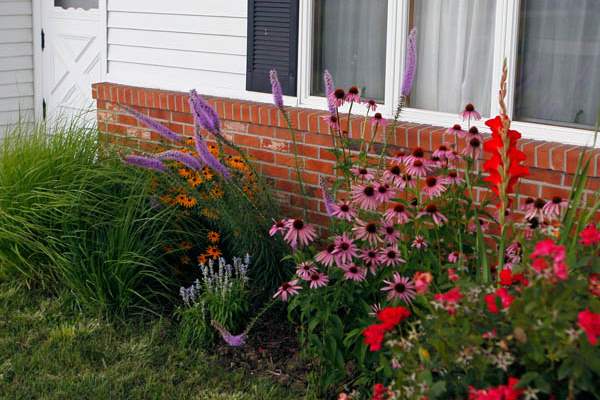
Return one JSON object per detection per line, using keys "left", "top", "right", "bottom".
{"left": 296, "top": 0, "right": 599, "bottom": 145}
{"left": 54, "top": 0, "right": 98, "bottom": 10}
{"left": 514, "top": 0, "right": 600, "bottom": 129}
{"left": 311, "top": 0, "right": 388, "bottom": 102}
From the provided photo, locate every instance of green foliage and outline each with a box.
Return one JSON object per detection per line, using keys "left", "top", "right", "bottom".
{"left": 175, "top": 300, "right": 214, "bottom": 348}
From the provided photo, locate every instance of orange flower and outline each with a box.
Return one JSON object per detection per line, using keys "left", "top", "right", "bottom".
{"left": 210, "top": 186, "right": 224, "bottom": 199}
{"left": 208, "top": 143, "right": 219, "bottom": 157}
{"left": 201, "top": 208, "right": 219, "bottom": 220}
{"left": 180, "top": 255, "right": 191, "bottom": 265}
{"left": 178, "top": 168, "right": 193, "bottom": 178}
{"left": 206, "top": 246, "right": 222, "bottom": 260}
{"left": 207, "top": 231, "right": 220, "bottom": 243}
{"left": 180, "top": 241, "right": 193, "bottom": 250}
{"left": 202, "top": 167, "right": 214, "bottom": 181}
{"left": 175, "top": 194, "right": 197, "bottom": 208}
{"left": 187, "top": 173, "right": 203, "bottom": 188}
{"left": 197, "top": 254, "right": 208, "bottom": 265}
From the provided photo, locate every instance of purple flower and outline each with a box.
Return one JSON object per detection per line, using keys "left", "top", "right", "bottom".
{"left": 401, "top": 28, "right": 417, "bottom": 97}
{"left": 156, "top": 150, "right": 203, "bottom": 171}
{"left": 320, "top": 177, "right": 336, "bottom": 217}
{"left": 323, "top": 70, "right": 336, "bottom": 113}
{"left": 189, "top": 90, "right": 221, "bottom": 136}
{"left": 123, "top": 154, "right": 166, "bottom": 172}
{"left": 122, "top": 105, "right": 183, "bottom": 143}
{"left": 270, "top": 69, "right": 284, "bottom": 110}
{"left": 193, "top": 130, "right": 231, "bottom": 180}
{"left": 212, "top": 320, "right": 246, "bottom": 347}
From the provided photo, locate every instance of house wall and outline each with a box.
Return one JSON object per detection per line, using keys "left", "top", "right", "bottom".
{"left": 0, "top": 0, "right": 34, "bottom": 136}
{"left": 92, "top": 82, "right": 600, "bottom": 225}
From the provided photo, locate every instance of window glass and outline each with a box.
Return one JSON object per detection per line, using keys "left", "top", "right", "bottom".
{"left": 514, "top": 0, "right": 600, "bottom": 129}
{"left": 311, "top": 0, "right": 388, "bottom": 102}
{"left": 54, "top": 0, "right": 98, "bottom": 10}
{"left": 409, "top": 0, "right": 497, "bottom": 115}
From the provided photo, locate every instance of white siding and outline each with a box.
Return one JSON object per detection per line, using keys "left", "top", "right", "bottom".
{"left": 106, "top": 0, "right": 253, "bottom": 99}
{"left": 0, "top": 0, "right": 34, "bottom": 136}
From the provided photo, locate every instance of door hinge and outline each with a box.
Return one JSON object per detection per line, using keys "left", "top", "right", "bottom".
{"left": 41, "top": 29, "right": 45, "bottom": 51}
{"left": 42, "top": 98, "right": 47, "bottom": 120}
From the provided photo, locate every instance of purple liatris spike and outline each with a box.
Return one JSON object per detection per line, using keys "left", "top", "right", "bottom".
{"left": 123, "top": 154, "right": 166, "bottom": 172}
{"left": 319, "top": 177, "right": 336, "bottom": 217}
{"left": 193, "top": 130, "right": 231, "bottom": 179}
{"left": 189, "top": 90, "right": 221, "bottom": 136}
{"left": 401, "top": 28, "right": 417, "bottom": 97}
{"left": 212, "top": 320, "right": 246, "bottom": 347}
{"left": 156, "top": 150, "right": 203, "bottom": 171}
{"left": 323, "top": 70, "right": 336, "bottom": 114}
{"left": 269, "top": 69, "right": 284, "bottom": 110}
{"left": 122, "top": 105, "right": 183, "bottom": 143}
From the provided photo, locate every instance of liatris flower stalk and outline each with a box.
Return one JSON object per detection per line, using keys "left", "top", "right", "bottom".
{"left": 122, "top": 105, "right": 183, "bottom": 143}
{"left": 483, "top": 59, "right": 529, "bottom": 279}
{"left": 269, "top": 70, "right": 284, "bottom": 110}
{"left": 323, "top": 70, "right": 336, "bottom": 114}
{"left": 123, "top": 154, "right": 166, "bottom": 172}
{"left": 156, "top": 149, "right": 203, "bottom": 171}
{"left": 193, "top": 125, "right": 231, "bottom": 179}
{"left": 189, "top": 89, "right": 221, "bottom": 136}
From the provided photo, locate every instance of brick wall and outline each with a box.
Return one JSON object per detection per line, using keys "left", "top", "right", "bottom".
{"left": 92, "top": 82, "right": 600, "bottom": 223}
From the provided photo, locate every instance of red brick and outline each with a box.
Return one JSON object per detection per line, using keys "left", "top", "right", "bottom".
{"left": 305, "top": 159, "right": 334, "bottom": 174}
{"left": 172, "top": 112, "right": 194, "bottom": 124}
{"left": 261, "top": 164, "right": 290, "bottom": 179}
{"left": 234, "top": 134, "right": 261, "bottom": 148}
{"left": 248, "top": 148, "right": 275, "bottom": 164}
{"left": 275, "top": 153, "right": 302, "bottom": 168}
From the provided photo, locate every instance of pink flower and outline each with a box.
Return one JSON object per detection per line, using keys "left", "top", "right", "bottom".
{"left": 315, "top": 243, "right": 337, "bottom": 267}
{"left": 448, "top": 252, "right": 459, "bottom": 263}
{"left": 382, "top": 273, "right": 416, "bottom": 303}
{"left": 371, "top": 112, "right": 388, "bottom": 127}
{"left": 580, "top": 224, "right": 600, "bottom": 246}
{"left": 331, "top": 200, "right": 357, "bottom": 221}
{"left": 332, "top": 233, "right": 358, "bottom": 265}
{"left": 353, "top": 220, "right": 382, "bottom": 245}
{"left": 321, "top": 114, "right": 340, "bottom": 130}
{"left": 448, "top": 268, "right": 459, "bottom": 282}
{"left": 360, "top": 248, "right": 382, "bottom": 273}
{"left": 459, "top": 103, "right": 482, "bottom": 121}
{"left": 462, "top": 137, "right": 482, "bottom": 159}
{"left": 398, "top": 174, "right": 416, "bottom": 190}
{"left": 485, "top": 288, "right": 514, "bottom": 314}
{"left": 380, "top": 222, "right": 400, "bottom": 244}
{"left": 330, "top": 88, "right": 346, "bottom": 107}
{"left": 441, "top": 171, "right": 464, "bottom": 186}
{"left": 413, "top": 271, "right": 432, "bottom": 294}
{"left": 434, "top": 287, "right": 463, "bottom": 315}
{"left": 406, "top": 159, "right": 431, "bottom": 177}
{"left": 364, "top": 99, "right": 377, "bottom": 112}
{"left": 525, "top": 198, "right": 547, "bottom": 222}
{"left": 284, "top": 218, "right": 317, "bottom": 249}
{"left": 417, "top": 204, "right": 448, "bottom": 226}
{"left": 269, "top": 219, "right": 287, "bottom": 236}
{"left": 351, "top": 183, "right": 379, "bottom": 210}
{"left": 308, "top": 272, "right": 329, "bottom": 289}
{"left": 378, "top": 245, "right": 406, "bottom": 267}
{"left": 350, "top": 166, "right": 375, "bottom": 181}
{"left": 392, "top": 149, "right": 409, "bottom": 165}
{"left": 405, "top": 147, "right": 426, "bottom": 165}
{"left": 531, "top": 239, "right": 566, "bottom": 262}
{"left": 383, "top": 164, "right": 403, "bottom": 187}
{"left": 465, "top": 126, "right": 483, "bottom": 142}
{"left": 432, "top": 144, "right": 454, "bottom": 160}
{"left": 542, "top": 196, "right": 568, "bottom": 220}
{"left": 374, "top": 182, "right": 395, "bottom": 204}
{"left": 346, "top": 86, "right": 360, "bottom": 103}
{"left": 422, "top": 176, "right": 447, "bottom": 198}
{"left": 411, "top": 235, "right": 428, "bottom": 249}
{"left": 296, "top": 261, "right": 317, "bottom": 280}
{"left": 341, "top": 263, "right": 367, "bottom": 282}
{"left": 447, "top": 124, "right": 466, "bottom": 138}
{"left": 578, "top": 309, "right": 600, "bottom": 345}
{"left": 273, "top": 279, "right": 302, "bottom": 301}
{"left": 384, "top": 204, "right": 411, "bottom": 224}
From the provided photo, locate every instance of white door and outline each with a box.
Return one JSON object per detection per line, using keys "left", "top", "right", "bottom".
{"left": 41, "top": 0, "right": 102, "bottom": 123}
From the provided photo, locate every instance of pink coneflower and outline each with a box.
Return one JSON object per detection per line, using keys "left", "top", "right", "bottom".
{"left": 284, "top": 218, "right": 317, "bottom": 249}
{"left": 429, "top": 155, "right": 444, "bottom": 169}
{"left": 422, "top": 176, "right": 447, "bottom": 198}
{"left": 460, "top": 103, "right": 482, "bottom": 122}
{"left": 352, "top": 183, "right": 379, "bottom": 210}
{"left": 374, "top": 182, "right": 394, "bottom": 204}
{"left": 315, "top": 243, "right": 336, "bottom": 267}
{"left": 364, "top": 99, "right": 377, "bottom": 112}
{"left": 341, "top": 263, "right": 367, "bottom": 282}
{"left": 405, "top": 147, "right": 426, "bottom": 165}
{"left": 411, "top": 235, "right": 428, "bottom": 249}
{"left": 308, "top": 272, "right": 329, "bottom": 289}
{"left": 413, "top": 271, "right": 432, "bottom": 294}
{"left": 346, "top": 86, "right": 360, "bottom": 103}
{"left": 332, "top": 233, "right": 358, "bottom": 265}
{"left": 398, "top": 174, "right": 416, "bottom": 190}
{"left": 322, "top": 114, "right": 340, "bottom": 130}
{"left": 521, "top": 197, "right": 535, "bottom": 212}
{"left": 269, "top": 219, "right": 287, "bottom": 236}
{"left": 406, "top": 159, "right": 430, "bottom": 177}
{"left": 468, "top": 218, "right": 490, "bottom": 234}
{"left": 384, "top": 204, "right": 411, "bottom": 224}
{"left": 330, "top": 88, "right": 346, "bottom": 107}
{"left": 462, "top": 137, "right": 482, "bottom": 159}
{"left": 296, "top": 261, "right": 318, "bottom": 280}
{"left": 525, "top": 198, "right": 547, "bottom": 222}
{"left": 381, "top": 222, "right": 400, "bottom": 244}
{"left": 441, "top": 170, "right": 464, "bottom": 186}
{"left": 465, "top": 126, "right": 483, "bottom": 142}
{"left": 350, "top": 166, "right": 375, "bottom": 181}
{"left": 418, "top": 204, "right": 448, "bottom": 226}
{"left": 432, "top": 144, "right": 453, "bottom": 161}
{"left": 447, "top": 124, "right": 466, "bottom": 138}
{"left": 382, "top": 273, "right": 416, "bottom": 303}
{"left": 371, "top": 113, "right": 388, "bottom": 127}
{"left": 331, "top": 200, "right": 357, "bottom": 221}
{"left": 379, "top": 246, "right": 406, "bottom": 267}
{"left": 543, "top": 196, "right": 568, "bottom": 220}
{"left": 353, "top": 220, "right": 382, "bottom": 245}
{"left": 383, "top": 164, "right": 403, "bottom": 187}
{"left": 392, "top": 149, "right": 409, "bottom": 165}
{"left": 273, "top": 279, "right": 302, "bottom": 301}
{"left": 360, "top": 248, "right": 381, "bottom": 273}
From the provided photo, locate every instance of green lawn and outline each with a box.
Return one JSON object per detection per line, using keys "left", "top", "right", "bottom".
{"left": 0, "top": 280, "right": 305, "bottom": 399}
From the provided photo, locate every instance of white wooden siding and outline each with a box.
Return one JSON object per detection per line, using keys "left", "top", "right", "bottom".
{"left": 105, "top": 0, "right": 253, "bottom": 98}
{"left": 0, "top": 0, "right": 34, "bottom": 136}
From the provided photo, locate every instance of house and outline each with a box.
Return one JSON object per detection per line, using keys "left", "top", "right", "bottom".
{"left": 2, "top": 0, "right": 600, "bottom": 218}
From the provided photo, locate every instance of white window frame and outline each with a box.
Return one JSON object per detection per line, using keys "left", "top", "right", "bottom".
{"left": 297, "top": 0, "right": 599, "bottom": 148}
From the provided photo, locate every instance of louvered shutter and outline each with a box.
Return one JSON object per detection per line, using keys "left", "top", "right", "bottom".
{"left": 246, "top": 0, "right": 299, "bottom": 96}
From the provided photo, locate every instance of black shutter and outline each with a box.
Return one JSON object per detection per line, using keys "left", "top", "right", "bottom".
{"left": 246, "top": 0, "right": 299, "bottom": 96}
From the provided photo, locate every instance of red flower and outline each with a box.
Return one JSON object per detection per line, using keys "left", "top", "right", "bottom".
{"left": 485, "top": 288, "right": 515, "bottom": 314}
{"left": 578, "top": 308, "right": 600, "bottom": 345}
{"left": 590, "top": 274, "right": 600, "bottom": 297}
{"left": 469, "top": 377, "right": 524, "bottom": 400}
{"left": 363, "top": 324, "right": 386, "bottom": 351}
{"left": 434, "top": 287, "right": 463, "bottom": 315}
{"left": 377, "top": 306, "right": 411, "bottom": 330}
{"left": 372, "top": 383, "right": 391, "bottom": 400}
{"left": 530, "top": 239, "right": 569, "bottom": 282}
{"left": 580, "top": 224, "right": 600, "bottom": 246}
{"left": 499, "top": 269, "right": 513, "bottom": 286}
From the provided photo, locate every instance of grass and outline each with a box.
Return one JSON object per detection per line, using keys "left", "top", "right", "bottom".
{"left": 0, "top": 280, "right": 305, "bottom": 399}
